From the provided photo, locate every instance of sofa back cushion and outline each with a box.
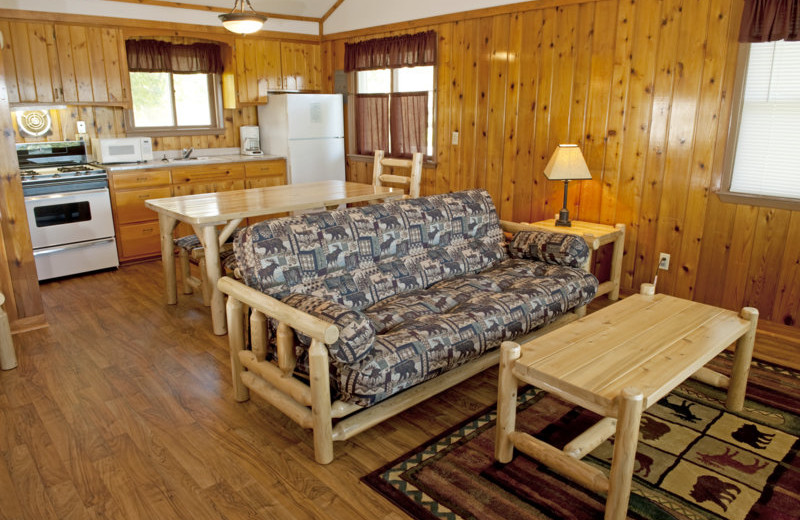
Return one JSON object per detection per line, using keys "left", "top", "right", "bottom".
{"left": 234, "top": 189, "right": 507, "bottom": 309}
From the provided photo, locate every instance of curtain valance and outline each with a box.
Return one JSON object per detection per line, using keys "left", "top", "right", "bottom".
{"left": 126, "top": 39, "right": 224, "bottom": 74}
{"left": 344, "top": 30, "right": 437, "bottom": 72}
{"left": 739, "top": 0, "right": 799, "bottom": 42}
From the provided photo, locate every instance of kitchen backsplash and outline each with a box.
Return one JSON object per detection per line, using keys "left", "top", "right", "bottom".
{"left": 11, "top": 105, "right": 258, "bottom": 151}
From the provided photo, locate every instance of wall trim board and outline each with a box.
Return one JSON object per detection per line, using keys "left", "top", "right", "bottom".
{"left": 102, "top": 0, "right": 320, "bottom": 23}
{"left": 0, "top": 9, "right": 321, "bottom": 42}
{"left": 321, "top": 0, "right": 595, "bottom": 40}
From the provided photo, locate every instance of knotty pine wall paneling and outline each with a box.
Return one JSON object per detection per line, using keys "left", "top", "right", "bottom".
{"left": 325, "top": 0, "right": 800, "bottom": 333}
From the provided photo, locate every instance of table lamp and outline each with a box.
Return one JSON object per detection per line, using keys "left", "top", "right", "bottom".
{"left": 543, "top": 144, "right": 592, "bottom": 227}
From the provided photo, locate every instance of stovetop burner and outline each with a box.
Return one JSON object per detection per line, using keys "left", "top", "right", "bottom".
{"left": 57, "top": 165, "right": 88, "bottom": 173}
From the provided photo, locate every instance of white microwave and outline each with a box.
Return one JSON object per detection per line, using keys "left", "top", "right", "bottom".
{"left": 91, "top": 137, "right": 154, "bottom": 164}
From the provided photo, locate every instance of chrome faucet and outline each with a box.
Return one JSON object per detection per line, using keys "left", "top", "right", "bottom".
{"left": 182, "top": 147, "right": 194, "bottom": 159}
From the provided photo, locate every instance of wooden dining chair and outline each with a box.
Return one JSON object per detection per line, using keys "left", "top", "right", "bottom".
{"left": 372, "top": 150, "right": 424, "bottom": 199}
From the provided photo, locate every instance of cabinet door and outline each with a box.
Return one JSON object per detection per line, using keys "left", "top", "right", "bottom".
{"left": 53, "top": 24, "right": 129, "bottom": 106}
{"left": 119, "top": 222, "right": 161, "bottom": 259}
{"left": 115, "top": 186, "right": 172, "bottom": 225}
{"left": 235, "top": 38, "right": 281, "bottom": 104}
{"left": 0, "top": 21, "right": 62, "bottom": 104}
{"left": 280, "top": 42, "right": 321, "bottom": 92}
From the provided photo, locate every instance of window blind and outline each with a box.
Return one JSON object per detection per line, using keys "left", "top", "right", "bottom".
{"left": 730, "top": 40, "right": 800, "bottom": 199}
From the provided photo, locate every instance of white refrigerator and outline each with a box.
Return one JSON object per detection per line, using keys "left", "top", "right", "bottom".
{"left": 257, "top": 94, "right": 346, "bottom": 185}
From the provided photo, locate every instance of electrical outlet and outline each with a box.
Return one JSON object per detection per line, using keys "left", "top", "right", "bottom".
{"left": 451, "top": 131, "right": 459, "bottom": 145}
{"left": 658, "top": 252, "right": 670, "bottom": 271}
{"left": 77, "top": 120, "right": 86, "bottom": 134}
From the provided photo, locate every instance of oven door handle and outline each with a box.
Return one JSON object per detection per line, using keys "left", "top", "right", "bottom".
{"left": 24, "top": 188, "right": 109, "bottom": 201}
{"left": 33, "top": 237, "right": 116, "bottom": 256}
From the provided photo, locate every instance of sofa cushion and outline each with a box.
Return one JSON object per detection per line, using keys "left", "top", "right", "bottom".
{"left": 234, "top": 189, "right": 507, "bottom": 307}
{"left": 281, "top": 293, "right": 376, "bottom": 365}
{"left": 508, "top": 230, "right": 590, "bottom": 268}
{"left": 334, "top": 258, "right": 598, "bottom": 406}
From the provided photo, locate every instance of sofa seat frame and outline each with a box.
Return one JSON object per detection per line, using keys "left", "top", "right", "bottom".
{"left": 219, "top": 220, "right": 589, "bottom": 464}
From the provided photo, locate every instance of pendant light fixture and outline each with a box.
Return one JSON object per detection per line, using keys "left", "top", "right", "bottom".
{"left": 219, "top": 0, "right": 267, "bottom": 35}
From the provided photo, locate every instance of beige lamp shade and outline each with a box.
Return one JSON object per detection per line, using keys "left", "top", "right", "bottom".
{"left": 543, "top": 144, "right": 592, "bottom": 181}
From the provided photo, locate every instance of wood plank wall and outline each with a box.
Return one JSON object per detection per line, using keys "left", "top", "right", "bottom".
{"left": 323, "top": 0, "right": 800, "bottom": 333}
{"left": 12, "top": 106, "right": 258, "bottom": 152}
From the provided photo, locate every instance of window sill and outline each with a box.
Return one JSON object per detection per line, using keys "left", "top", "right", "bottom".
{"left": 126, "top": 127, "right": 226, "bottom": 138}
{"left": 716, "top": 190, "right": 800, "bottom": 211}
{"left": 347, "top": 153, "right": 437, "bottom": 167}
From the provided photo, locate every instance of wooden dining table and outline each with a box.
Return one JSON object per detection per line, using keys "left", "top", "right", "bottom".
{"left": 145, "top": 180, "right": 403, "bottom": 335}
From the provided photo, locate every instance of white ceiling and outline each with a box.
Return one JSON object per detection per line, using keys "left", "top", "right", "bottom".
{"left": 166, "top": 0, "right": 337, "bottom": 19}
{"left": 0, "top": 0, "right": 535, "bottom": 35}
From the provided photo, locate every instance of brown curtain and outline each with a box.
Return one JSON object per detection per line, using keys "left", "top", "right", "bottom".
{"left": 739, "top": 0, "right": 799, "bottom": 41}
{"left": 390, "top": 92, "right": 428, "bottom": 157}
{"left": 126, "top": 40, "right": 224, "bottom": 74}
{"left": 344, "top": 31, "right": 437, "bottom": 72}
{"left": 355, "top": 94, "right": 389, "bottom": 155}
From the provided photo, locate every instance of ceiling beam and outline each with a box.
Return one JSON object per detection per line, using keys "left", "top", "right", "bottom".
{"left": 102, "top": 0, "right": 320, "bottom": 23}
{"left": 320, "top": 0, "right": 345, "bottom": 23}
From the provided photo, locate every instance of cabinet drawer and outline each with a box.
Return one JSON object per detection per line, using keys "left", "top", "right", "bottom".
{"left": 246, "top": 176, "right": 285, "bottom": 189}
{"left": 112, "top": 170, "right": 171, "bottom": 190}
{"left": 115, "top": 186, "right": 172, "bottom": 224}
{"left": 173, "top": 179, "right": 245, "bottom": 196}
{"left": 171, "top": 164, "right": 244, "bottom": 183}
{"left": 245, "top": 160, "right": 286, "bottom": 178}
{"left": 119, "top": 221, "right": 161, "bottom": 259}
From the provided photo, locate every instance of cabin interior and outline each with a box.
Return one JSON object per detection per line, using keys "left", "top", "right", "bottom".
{"left": 0, "top": 0, "right": 798, "bottom": 518}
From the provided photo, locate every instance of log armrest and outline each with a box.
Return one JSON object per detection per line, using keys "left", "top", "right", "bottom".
{"left": 217, "top": 276, "right": 339, "bottom": 345}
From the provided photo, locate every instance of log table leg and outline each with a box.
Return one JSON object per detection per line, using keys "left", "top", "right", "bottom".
{"left": 605, "top": 387, "right": 643, "bottom": 520}
{"left": 726, "top": 307, "right": 759, "bottom": 412}
{"left": 201, "top": 224, "right": 227, "bottom": 335}
{"left": 496, "top": 341, "right": 521, "bottom": 463}
{"left": 158, "top": 215, "right": 179, "bottom": 305}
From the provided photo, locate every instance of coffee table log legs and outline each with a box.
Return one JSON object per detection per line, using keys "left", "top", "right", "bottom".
{"left": 726, "top": 307, "right": 759, "bottom": 412}
{"left": 496, "top": 341, "right": 521, "bottom": 463}
{"left": 605, "top": 388, "right": 643, "bottom": 520}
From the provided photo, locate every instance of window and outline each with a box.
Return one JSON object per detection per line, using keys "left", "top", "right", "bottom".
{"left": 344, "top": 30, "right": 437, "bottom": 159}
{"left": 355, "top": 66, "right": 434, "bottom": 158}
{"left": 125, "top": 39, "right": 225, "bottom": 136}
{"left": 129, "top": 72, "right": 220, "bottom": 131}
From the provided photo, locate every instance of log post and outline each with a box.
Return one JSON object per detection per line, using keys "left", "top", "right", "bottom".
{"left": 309, "top": 339, "right": 334, "bottom": 464}
{"left": 726, "top": 307, "right": 759, "bottom": 412}
{"left": 605, "top": 387, "right": 643, "bottom": 520}
{"left": 250, "top": 310, "right": 268, "bottom": 362}
{"left": 496, "top": 341, "right": 521, "bottom": 463}
{"left": 226, "top": 297, "right": 249, "bottom": 402}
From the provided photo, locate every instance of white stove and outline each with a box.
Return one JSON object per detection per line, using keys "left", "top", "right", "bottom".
{"left": 16, "top": 141, "right": 119, "bottom": 281}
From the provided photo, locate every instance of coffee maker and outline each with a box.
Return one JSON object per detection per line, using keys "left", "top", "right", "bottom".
{"left": 239, "top": 125, "right": 263, "bottom": 156}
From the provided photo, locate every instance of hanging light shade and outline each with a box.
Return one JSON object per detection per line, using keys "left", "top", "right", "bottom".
{"left": 219, "top": 0, "right": 267, "bottom": 35}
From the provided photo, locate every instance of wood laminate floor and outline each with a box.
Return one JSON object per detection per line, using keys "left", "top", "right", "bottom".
{"left": 1, "top": 261, "right": 797, "bottom": 519}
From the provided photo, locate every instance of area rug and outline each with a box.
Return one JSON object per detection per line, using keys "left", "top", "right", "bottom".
{"left": 362, "top": 353, "right": 800, "bottom": 519}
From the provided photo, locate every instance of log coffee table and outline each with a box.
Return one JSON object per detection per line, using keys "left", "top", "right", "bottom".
{"left": 495, "top": 284, "right": 758, "bottom": 520}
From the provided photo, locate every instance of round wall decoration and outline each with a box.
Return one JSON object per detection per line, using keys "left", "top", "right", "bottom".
{"left": 17, "top": 110, "right": 52, "bottom": 137}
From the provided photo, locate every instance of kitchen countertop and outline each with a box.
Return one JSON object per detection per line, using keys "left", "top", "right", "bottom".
{"left": 102, "top": 153, "right": 285, "bottom": 172}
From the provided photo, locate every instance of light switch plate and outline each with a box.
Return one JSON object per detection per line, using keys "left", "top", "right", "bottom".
{"left": 77, "top": 121, "right": 86, "bottom": 133}
{"left": 451, "top": 131, "right": 459, "bottom": 145}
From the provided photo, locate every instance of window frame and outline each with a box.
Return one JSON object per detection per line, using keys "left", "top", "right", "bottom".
{"left": 125, "top": 71, "right": 226, "bottom": 138}
{"left": 351, "top": 64, "right": 437, "bottom": 161}
{"left": 718, "top": 42, "right": 800, "bottom": 211}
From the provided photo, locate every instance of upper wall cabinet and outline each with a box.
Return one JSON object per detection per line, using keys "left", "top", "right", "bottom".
{"left": 0, "top": 20, "right": 131, "bottom": 107}
{"left": 233, "top": 38, "right": 321, "bottom": 105}
{"left": 235, "top": 38, "right": 282, "bottom": 105}
{"left": 280, "top": 42, "right": 321, "bottom": 92}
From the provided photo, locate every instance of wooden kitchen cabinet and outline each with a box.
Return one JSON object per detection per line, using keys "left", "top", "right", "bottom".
{"left": 110, "top": 168, "right": 171, "bottom": 262}
{"left": 280, "top": 42, "right": 321, "bottom": 92}
{"left": 110, "top": 160, "right": 285, "bottom": 262}
{"left": 233, "top": 37, "right": 321, "bottom": 105}
{"left": 0, "top": 21, "right": 61, "bottom": 104}
{"left": 235, "top": 38, "right": 282, "bottom": 105}
{"left": 0, "top": 19, "right": 130, "bottom": 107}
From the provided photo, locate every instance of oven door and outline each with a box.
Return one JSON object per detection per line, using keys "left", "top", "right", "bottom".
{"left": 25, "top": 188, "right": 116, "bottom": 249}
